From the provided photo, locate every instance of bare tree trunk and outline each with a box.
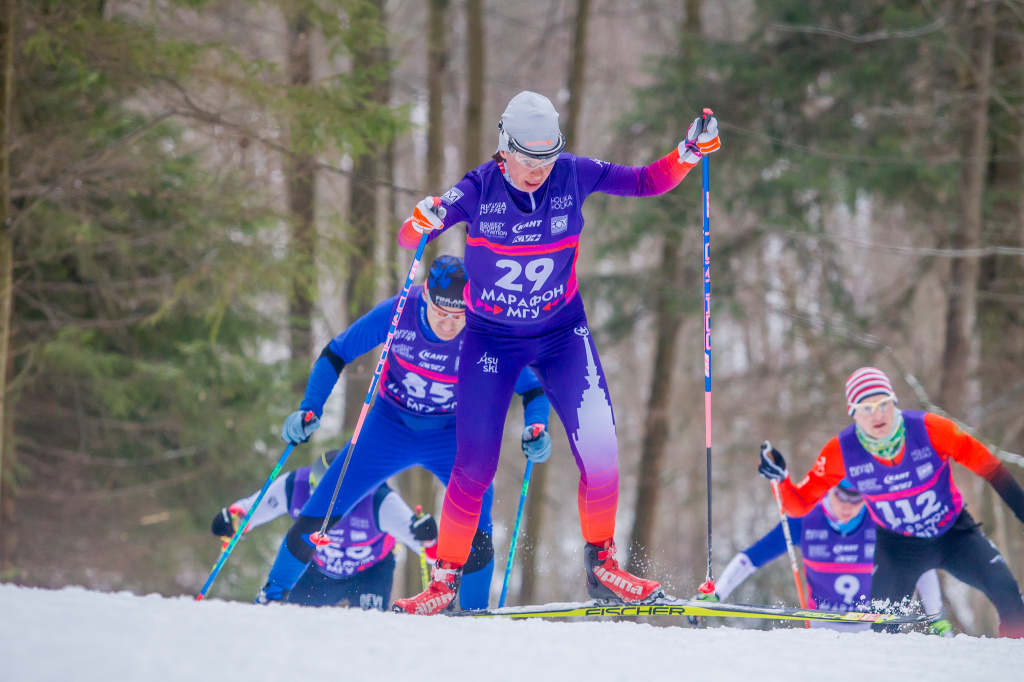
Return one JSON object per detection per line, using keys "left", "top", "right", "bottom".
{"left": 464, "top": 0, "right": 485, "bottom": 169}
{"left": 343, "top": 0, "right": 390, "bottom": 431}
{"left": 564, "top": 0, "right": 591, "bottom": 148}
{"left": 394, "top": 0, "right": 452, "bottom": 597}
{"left": 427, "top": 0, "right": 449, "bottom": 194}
{"left": 625, "top": 0, "right": 702, "bottom": 578}
{"left": 626, "top": 238, "right": 684, "bottom": 575}
{"left": 384, "top": 141, "right": 398, "bottom": 292}
{"left": 0, "top": 0, "right": 17, "bottom": 571}
{"left": 286, "top": 13, "right": 316, "bottom": 394}
{"left": 422, "top": 0, "right": 450, "bottom": 262}
{"left": 936, "top": 3, "right": 996, "bottom": 637}
{"left": 938, "top": 2, "right": 994, "bottom": 416}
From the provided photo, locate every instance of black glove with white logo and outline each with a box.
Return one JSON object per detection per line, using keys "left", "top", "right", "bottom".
{"left": 757, "top": 440, "right": 788, "bottom": 482}
{"left": 211, "top": 507, "right": 239, "bottom": 538}
{"left": 409, "top": 512, "right": 438, "bottom": 547}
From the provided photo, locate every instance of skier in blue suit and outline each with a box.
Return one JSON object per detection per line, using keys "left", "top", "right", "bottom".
{"left": 257, "top": 255, "right": 552, "bottom": 610}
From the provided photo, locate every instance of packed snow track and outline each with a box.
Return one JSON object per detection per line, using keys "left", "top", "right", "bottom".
{"left": 2, "top": 584, "right": 1021, "bottom": 681}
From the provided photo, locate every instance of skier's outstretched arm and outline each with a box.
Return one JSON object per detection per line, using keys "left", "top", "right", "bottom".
{"left": 576, "top": 114, "right": 721, "bottom": 198}
{"left": 211, "top": 471, "right": 296, "bottom": 538}
{"left": 373, "top": 483, "right": 436, "bottom": 553}
{"left": 279, "top": 296, "right": 396, "bottom": 445}
{"left": 924, "top": 413, "right": 1024, "bottom": 525}
{"left": 397, "top": 178, "right": 482, "bottom": 250}
{"left": 759, "top": 438, "right": 845, "bottom": 517}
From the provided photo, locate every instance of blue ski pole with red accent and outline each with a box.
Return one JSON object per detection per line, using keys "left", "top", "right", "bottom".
{"left": 697, "top": 108, "right": 716, "bottom": 599}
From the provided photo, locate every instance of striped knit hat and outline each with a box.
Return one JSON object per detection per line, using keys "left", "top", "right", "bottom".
{"left": 845, "top": 367, "right": 896, "bottom": 416}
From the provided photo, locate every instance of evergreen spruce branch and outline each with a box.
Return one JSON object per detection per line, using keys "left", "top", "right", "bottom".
{"left": 778, "top": 227, "right": 1024, "bottom": 258}
{"left": 22, "top": 273, "right": 178, "bottom": 293}
{"left": 720, "top": 122, "right": 1024, "bottom": 164}
{"left": 160, "top": 75, "right": 426, "bottom": 197}
{"left": 769, "top": 12, "right": 953, "bottom": 44}
{"left": 20, "top": 441, "right": 200, "bottom": 468}
{"left": 24, "top": 464, "right": 212, "bottom": 502}
{"left": 9, "top": 109, "right": 178, "bottom": 235}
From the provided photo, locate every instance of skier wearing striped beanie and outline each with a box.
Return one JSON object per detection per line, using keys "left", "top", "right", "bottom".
{"left": 758, "top": 366, "right": 1024, "bottom": 638}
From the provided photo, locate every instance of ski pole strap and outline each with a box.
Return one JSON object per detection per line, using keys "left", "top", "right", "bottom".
{"left": 499, "top": 461, "right": 534, "bottom": 608}
{"left": 196, "top": 442, "right": 299, "bottom": 601}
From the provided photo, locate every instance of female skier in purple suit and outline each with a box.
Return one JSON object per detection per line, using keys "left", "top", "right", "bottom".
{"left": 393, "top": 91, "right": 721, "bottom": 614}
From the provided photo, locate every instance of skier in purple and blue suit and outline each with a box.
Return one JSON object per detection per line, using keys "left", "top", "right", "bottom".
{"left": 256, "top": 255, "right": 552, "bottom": 610}
{"left": 213, "top": 451, "right": 438, "bottom": 609}
{"left": 394, "top": 91, "right": 722, "bottom": 614}
{"left": 704, "top": 481, "right": 950, "bottom": 634}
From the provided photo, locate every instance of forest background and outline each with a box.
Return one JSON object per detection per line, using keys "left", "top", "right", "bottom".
{"left": 1, "top": 0, "right": 1022, "bottom": 637}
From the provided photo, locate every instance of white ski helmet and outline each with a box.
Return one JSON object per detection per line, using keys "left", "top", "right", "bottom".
{"left": 497, "top": 91, "right": 566, "bottom": 159}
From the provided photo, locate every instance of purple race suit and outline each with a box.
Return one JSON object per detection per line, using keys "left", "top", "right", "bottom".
{"left": 799, "top": 504, "right": 876, "bottom": 611}
{"left": 378, "top": 285, "right": 460, "bottom": 419}
{"left": 288, "top": 471, "right": 395, "bottom": 580}
{"left": 840, "top": 411, "right": 963, "bottom": 539}
{"left": 462, "top": 158, "right": 585, "bottom": 325}
{"left": 429, "top": 152, "right": 697, "bottom": 563}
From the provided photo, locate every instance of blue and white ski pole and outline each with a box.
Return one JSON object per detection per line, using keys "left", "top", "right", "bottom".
{"left": 196, "top": 412, "right": 314, "bottom": 601}
{"left": 498, "top": 461, "right": 534, "bottom": 608}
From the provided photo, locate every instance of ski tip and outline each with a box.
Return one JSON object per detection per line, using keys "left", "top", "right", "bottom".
{"left": 309, "top": 532, "right": 331, "bottom": 547}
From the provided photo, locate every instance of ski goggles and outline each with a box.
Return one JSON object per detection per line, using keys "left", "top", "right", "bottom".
{"left": 425, "top": 288, "right": 465, "bottom": 320}
{"left": 509, "top": 150, "right": 561, "bottom": 170}
{"left": 833, "top": 486, "right": 863, "bottom": 504}
{"left": 499, "top": 121, "right": 565, "bottom": 169}
{"left": 848, "top": 394, "right": 896, "bottom": 416}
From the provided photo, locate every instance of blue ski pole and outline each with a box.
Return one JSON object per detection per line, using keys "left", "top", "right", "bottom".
{"left": 697, "top": 107, "right": 717, "bottom": 600}
{"left": 196, "top": 413, "right": 313, "bottom": 601}
{"left": 499, "top": 461, "right": 533, "bottom": 608}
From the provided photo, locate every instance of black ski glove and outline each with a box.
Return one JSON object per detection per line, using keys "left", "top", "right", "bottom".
{"left": 410, "top": 513, "right": 438, "bottom": 546}
{"left": 757, "top": 440, "right": 788, "bottom": 482}
{"left": 211, "top": 507, "right": 239, "bottom": 538}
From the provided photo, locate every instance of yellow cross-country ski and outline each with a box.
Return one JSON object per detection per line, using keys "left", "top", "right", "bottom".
{"left": 451, "top": 596, "right": 937, "bottom": 625}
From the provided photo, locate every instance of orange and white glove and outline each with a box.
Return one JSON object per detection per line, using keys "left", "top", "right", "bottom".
{"left": 678, "top": 113, "right": 721, "bottom": 165}
{"left": 410, "top": 196, "right": 447, "bottom": 234}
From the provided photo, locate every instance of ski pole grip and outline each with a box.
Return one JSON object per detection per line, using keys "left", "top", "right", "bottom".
{"left": 302, "top": 410, "right": 316, "bottom": 427}
{"left": 700, "top": 107, "right": 713, "bottom": 134}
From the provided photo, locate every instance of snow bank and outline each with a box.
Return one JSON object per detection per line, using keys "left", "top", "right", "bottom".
{"left": 1, "top": 584, "right": 1021, "bottom": 682}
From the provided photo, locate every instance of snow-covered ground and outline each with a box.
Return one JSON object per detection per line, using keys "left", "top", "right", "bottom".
{"left": 2, "top": 584, "right": 1022, "bottom": 682}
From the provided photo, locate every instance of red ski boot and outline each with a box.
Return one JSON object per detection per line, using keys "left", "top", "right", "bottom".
{"left": 392, "top": 560, "right": 461, "bottom": 615}
{"left": 584, "top": 539, "right": 663, "bottom": 603}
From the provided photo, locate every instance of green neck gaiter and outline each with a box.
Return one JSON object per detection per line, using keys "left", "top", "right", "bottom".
{"left": 856, "top": 408, "right": 906, "bottom": 461}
